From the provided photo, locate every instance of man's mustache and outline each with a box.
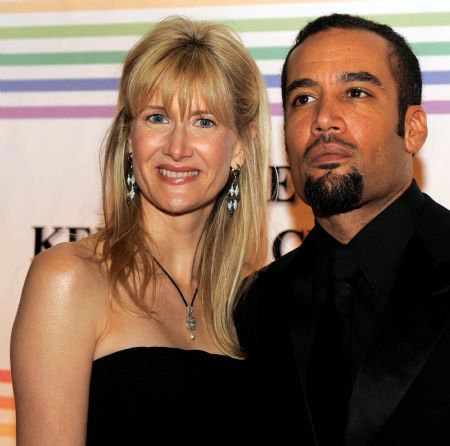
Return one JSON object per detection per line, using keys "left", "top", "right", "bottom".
{"left": 304, "top": 134, "right": 357, "bottom": 159}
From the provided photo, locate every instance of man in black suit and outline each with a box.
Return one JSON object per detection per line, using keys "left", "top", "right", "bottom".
{"left": 236, "top": 13, "right": 450, "bottom": 445}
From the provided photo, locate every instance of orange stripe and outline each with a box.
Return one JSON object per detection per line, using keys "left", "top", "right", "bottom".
{"left": 1, "top": 0, "right": 354, "bottom": 13}
{"left": 0, "top": 423, "right": 16, "bottom": 438}
{"left": 0, "top": 370, "right": 12, "bottom": 383}
{"left": 0, "top": 397, "right": 15, "bottom": 410}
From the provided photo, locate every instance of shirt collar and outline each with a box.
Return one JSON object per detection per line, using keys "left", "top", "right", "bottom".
{"left": 313, "top": 180, "right": 424, "bottom": 295}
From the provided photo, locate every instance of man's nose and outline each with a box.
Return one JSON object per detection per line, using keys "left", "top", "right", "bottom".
{"left": 310, "top": 96, "right": 346, "bottom": 136}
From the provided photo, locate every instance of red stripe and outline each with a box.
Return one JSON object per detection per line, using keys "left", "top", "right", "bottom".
{"left": 0, "top": 370, "right": 12, "bottom": 383}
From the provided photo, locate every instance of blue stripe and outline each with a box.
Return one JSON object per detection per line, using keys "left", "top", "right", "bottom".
{"left": 0, "top": 78, "right": 119, "bottom": 92}
{"left": 264, "top": 74, "right": 280, "bottom": 88}
{"left": 2, "top": 71, "right": 450, "bottom": 92}
{"left": 422, "top": 70, "right": 450, "bottom": 84}
{"left": 266, "top": 71, "right": 450, "bottom": 87}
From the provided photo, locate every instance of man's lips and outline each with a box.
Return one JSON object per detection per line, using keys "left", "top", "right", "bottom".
{"left": 306, "top": 144, "right": 353, "bottom": 166}
{"left": 303, "top": 135, "right": 357, "bottom": 167}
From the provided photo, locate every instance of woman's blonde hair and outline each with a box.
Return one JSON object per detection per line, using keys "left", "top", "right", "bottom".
{"left": 97, "top": 16, "right": 270, "bottom": 358}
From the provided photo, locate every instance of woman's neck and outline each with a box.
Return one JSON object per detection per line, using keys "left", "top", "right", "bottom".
{"left": 142, "top": 204, "right": 211, "bottom": 282}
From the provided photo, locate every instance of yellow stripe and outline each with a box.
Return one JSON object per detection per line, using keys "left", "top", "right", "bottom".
{"left": 1, "top": 0, "right": 354, "bottom": 13}
{"left": 0, "top": 423, "right": 15, "bottom": 437}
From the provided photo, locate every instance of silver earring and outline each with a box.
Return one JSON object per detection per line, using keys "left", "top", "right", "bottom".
{"left": 126, "top": 153, "right": 139, "bottom": 204}
{"left": 227, "top": 165, "right": 241, "bottom": 215}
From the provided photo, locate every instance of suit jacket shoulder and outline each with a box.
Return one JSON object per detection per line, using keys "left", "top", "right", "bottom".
{"left": 235, "top": 229, "right": 317, "bottom": 351}
{"left": 418, "top": 194, "right": 450, "bottom": 264}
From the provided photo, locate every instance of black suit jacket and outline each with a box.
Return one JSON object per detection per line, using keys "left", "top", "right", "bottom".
{"left": 236, "top": 193, "right": 450, "bottom": 445}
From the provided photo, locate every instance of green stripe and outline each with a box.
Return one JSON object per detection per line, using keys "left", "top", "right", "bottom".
{"left": 227, "top": 12, "right": 450, "bottom": 32}
{"left": 0, "top": 23, "right": 154, "bottom": 39}
{"left": 2, "top": 12, "right": 450, "bottom": 39}
{"left": 411, "top": 42, "right": 450, "bottom": 56}
{"left": 0, "top": 49, "right": 289, "bottom": 65}
{"left": 367, "top": 13, "right": 450, "bottom": 27}
{"left": 224, "top": 17, "right": 310, "bottom": 32}
{"left": 2, "top": 42, "right": 450, "bottom": 66}
{"left": 248, "top": 47, "right": 289, "bottom": 60}
{"left": 0, "top": 51, "right": 127, "bottom": 65}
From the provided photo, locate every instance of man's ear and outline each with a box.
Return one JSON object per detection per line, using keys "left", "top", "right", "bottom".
{"left": 404, "top": 105, "right": 428, "bottom": 155}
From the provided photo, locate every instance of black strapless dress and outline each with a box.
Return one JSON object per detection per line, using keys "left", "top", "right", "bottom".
{"left": 86, "top": 347, "right": 251, "bottom": 444}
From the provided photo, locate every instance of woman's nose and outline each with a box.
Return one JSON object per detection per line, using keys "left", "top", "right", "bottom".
{"left": 162, "top": 125, "right": 193, "bottom": 161}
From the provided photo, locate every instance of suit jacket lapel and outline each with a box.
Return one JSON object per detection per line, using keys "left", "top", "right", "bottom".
{"left": 346, "top": 234, "right": 450, "bottom": 446}
{"left": 287, "top": 233, "right": 324, "bottom": 446}
{"left": 290, "top": 273, "right": 318, "bottom": 379}
{"left": 288, "top": 231, "right": 321, "bottom": 380}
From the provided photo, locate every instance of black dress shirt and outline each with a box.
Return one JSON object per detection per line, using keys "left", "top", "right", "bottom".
{"left": 307, "top": 180, "right": 425, "bottom": 444}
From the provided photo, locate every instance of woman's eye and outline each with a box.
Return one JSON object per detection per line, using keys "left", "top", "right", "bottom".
{"left": 293, "top": 94, "right": 314, "bottom": 106}
{"left": 347, "top": 88, "right": 369, "bottom": 98}
{"left": 146, "top": 113, "right": 168, "bottom": 124}
{"left": 196, "top": 118, "right": 216, "bottom": 128}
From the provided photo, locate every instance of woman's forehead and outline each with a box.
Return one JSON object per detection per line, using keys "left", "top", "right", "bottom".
{"left": 136, "top": 82, "right": 233, "bottom": 121}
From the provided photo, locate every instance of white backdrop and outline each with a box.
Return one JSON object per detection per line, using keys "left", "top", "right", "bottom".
{"left": 1, "top": 0, "right": 450, "bottom": 443}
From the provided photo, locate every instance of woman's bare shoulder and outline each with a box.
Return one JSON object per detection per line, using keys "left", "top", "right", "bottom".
{"left": 11, "top": 237, "right": 108, "bottom": 443}
{"left": 30, "top": 235, "right": 102, "bottom": 282}
{"left": 19, "top": 236, "right": 108, "bottom": 326}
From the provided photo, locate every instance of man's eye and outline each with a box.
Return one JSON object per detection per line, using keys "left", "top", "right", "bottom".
{"left": 347, "top": 88, "right": 369, "bottom": 98}
{"left": 146, "top": 113, "right": 168, "bottom": 124}
{"left": 293, "top": 94, "right": 314, "bottom": 106}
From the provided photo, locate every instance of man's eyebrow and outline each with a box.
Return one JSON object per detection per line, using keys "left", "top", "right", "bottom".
{"left": 339, "top": 71, "right": 382, "bottom": 86}
{"left": 285, "top": 71, "right": 383, "bottom": 98}
{"left": 286, "top": 78, "right": 317, "bottom": 97}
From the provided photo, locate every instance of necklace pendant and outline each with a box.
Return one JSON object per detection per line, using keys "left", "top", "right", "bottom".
{"left": 186, "top": 305, "right": 196, "bottom": 340}
{"left": 152, "top": 258, "right": 199, "bottom": 341}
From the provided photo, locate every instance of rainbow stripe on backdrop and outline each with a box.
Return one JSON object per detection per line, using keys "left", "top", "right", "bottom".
{"left": 2, "top": 11, "right": 450, "bottom": 119}
{"left": 0, "top": 0, "right": 339, "bottom": 13}
{"left": 0, "top": 370, "right": 14, "bottom": 440}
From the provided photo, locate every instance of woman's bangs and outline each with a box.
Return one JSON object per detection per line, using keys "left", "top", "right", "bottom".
{"left": 165, "top": 54, "right": 235, "bottom": 125}
{"left": 126, "top": 62, "right": 164, "bottom": 117}
{"left": 127, "top": 51, "right": 235, "bottom": 127}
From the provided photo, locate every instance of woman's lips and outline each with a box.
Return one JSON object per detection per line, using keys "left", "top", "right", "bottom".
{"left": 158, "top": 166, "right": 200, "bottom": 184}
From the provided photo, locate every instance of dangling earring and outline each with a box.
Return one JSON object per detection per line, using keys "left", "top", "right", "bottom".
{"left": 126, "top": 152, "right": 139, "bottom": 204}
{"left": 227, "top": 164, "right": 241, "bottom": 215}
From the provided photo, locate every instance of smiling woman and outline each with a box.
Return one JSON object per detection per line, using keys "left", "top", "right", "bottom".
{"left": 130, "top": 93, "right": 243, "bottom": 217}
{"left": 10, "top": 16, "right": 270, "bottom": 444}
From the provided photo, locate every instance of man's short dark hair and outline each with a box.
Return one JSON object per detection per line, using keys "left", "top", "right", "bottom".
{"left": 281, "top": 13, "right": 422, "bottom": 137}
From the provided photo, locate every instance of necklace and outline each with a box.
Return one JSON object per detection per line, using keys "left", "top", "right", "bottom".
{"left": 153, "top": 257, "right": 198, "bottom": 340}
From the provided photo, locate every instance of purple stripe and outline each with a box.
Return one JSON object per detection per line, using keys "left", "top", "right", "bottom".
{"left": 423, "top": 100, "right": 450, "bottom": 113}
{"left": 271, "top": 103, "right": 284, "bottom": 116}
{"left": 272, "top": 101, "right": 450, "bottom": 116}
{"left": 0, "top": 105, "right": 116, "bottom": 118}
{"left": 1, "top": 101, "right": 450, "bottom": 119}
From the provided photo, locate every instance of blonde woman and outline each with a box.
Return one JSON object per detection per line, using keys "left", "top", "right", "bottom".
{"left": 11, "top": 16, "right": 270, "bottom": 444}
